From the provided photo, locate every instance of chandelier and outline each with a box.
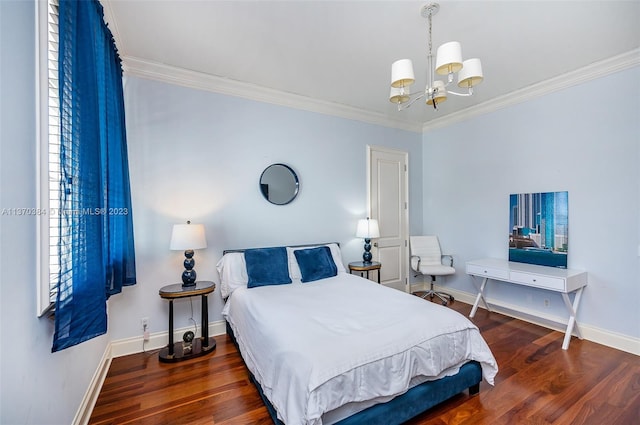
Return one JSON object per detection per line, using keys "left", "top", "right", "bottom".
{"left": 389, "top": 3, "right": 483, "bottom": 110}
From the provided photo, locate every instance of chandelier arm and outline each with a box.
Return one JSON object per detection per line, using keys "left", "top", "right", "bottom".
{"left": 396, "top": 93, "right": 426, "bottom": 111}
{"left": 447, "top": 88, "right": 474, "bottom": 97}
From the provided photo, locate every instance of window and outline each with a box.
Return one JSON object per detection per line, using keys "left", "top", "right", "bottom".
{"left": 43, "top": 0, "right": 137, "bottom": 351}
{"left": 37, "top": 0, "right": 63, "bottom": 317}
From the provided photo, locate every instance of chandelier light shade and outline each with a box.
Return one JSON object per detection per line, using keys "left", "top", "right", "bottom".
{"left": 389, "top": 3, "right": 483, "bottom": 111}
{"left": 391, "top": 59, "right": 416, "bottom": 88}
{"left": 390, "top": 86, "right": 411, "bottom": 104}
{"left": 435, "top": 41, "right": 463, "bottom": 75}
{"left": 426, "top": 80, "right": 447, "bottom": 106}
{"left": 458, "top": 58, "right": 484, "bottom": 88}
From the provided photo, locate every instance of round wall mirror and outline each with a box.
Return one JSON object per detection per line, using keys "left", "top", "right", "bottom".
{"left": 259, "top": 163, "right": 299, "bottom": 205}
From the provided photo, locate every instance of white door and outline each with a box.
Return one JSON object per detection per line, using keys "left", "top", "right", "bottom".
{"left": 368, "top": 146, "right": 409, "bottom": 292}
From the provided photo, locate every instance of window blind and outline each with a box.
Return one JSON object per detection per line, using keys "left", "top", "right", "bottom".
{"left": 46, "top": 0, "right": 68, "bottom": 307}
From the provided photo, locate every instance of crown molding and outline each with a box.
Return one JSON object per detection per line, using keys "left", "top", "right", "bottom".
{"left": 422, "top": 48, "right": 640, "bottom": 132}
{"left": 120, "top": 49, "right": 638, "bottom": 135}
{"left": 121, "top": 56, "right": 422, "bottom": 133}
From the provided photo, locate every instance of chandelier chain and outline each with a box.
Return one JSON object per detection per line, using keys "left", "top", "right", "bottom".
{"left": 427, "top": 9, "right": 436, "bottom": 107}
{"left": 428, "top": 9, "right": 433, "bottom": 56}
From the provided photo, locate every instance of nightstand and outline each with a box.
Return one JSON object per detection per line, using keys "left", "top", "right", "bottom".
{"left": 158, "top": 281, "right": 216, "bottom": 362}
{"left": 348, "top": 261, "right": 382, "bottom": 283}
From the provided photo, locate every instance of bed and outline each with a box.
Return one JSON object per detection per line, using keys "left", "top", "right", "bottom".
{"left": 218, "top": 243, "right": 498, "bottom": 425}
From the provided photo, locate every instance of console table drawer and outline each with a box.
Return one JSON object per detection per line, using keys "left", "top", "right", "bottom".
{"left": 509, "top": 271, "right": 565, "bottom": 291}
{"left": 466, "top": 263, "right": 510, "bottom": 280}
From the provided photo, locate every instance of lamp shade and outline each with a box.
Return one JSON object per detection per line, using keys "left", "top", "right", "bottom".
{"left": 435, "top": 41, "right": 463, "bottom": 75}
{"left": 426, "top": 80, "right": 447, "bottom": 106}
{"left": 356, "top": 218, "right": 380, "bottom": 239}
{"left": 389, "top": 86, "right": 410, "bottom": 104}
{"left": 457, "top": 58, "right": 484, "bottom": 88}
{"left": 391, "top": 59, "right": 415, "bottom": 88}
{"left": 170, "top": 223, "right": 207, "bottom": 250}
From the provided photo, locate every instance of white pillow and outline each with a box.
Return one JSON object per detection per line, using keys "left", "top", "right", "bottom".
{"left": 216, "top": 252, "right": 248, "bottom": 298}
{"left": 287, "top": 243, "right": 346, "bottom": 280}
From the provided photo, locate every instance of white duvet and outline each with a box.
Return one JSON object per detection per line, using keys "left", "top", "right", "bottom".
{"left": 223, "top": 273, "right": 498, "bottom": 425}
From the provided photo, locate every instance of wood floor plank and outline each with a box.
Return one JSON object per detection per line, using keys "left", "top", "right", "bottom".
{"left": 89, "top": 300, "right": 640, "bottom": 424}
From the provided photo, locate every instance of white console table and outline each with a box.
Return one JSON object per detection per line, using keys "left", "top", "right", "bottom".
{"left": 466, "top": 258, "right": 587, "bottom": 350}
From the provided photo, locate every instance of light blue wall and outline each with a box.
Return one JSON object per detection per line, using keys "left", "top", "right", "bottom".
{"left": 1, "top": 1, "right": 110, "bottom": 424}
{"left": 422, "top": 66, "right": 640, "bottom": 339}
{"left": 107, "top": 76, "right": 423, "bottom": 340}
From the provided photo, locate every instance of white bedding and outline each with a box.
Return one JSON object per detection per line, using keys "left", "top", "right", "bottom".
{"left": 223, "top": 272, "right": 498, "bottom": 425}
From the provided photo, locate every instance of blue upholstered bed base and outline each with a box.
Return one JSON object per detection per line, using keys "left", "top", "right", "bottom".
{"left": 226, "top": 321, "right": 482, "bottom": 424}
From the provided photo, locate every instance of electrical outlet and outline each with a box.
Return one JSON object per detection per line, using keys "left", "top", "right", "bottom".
{"left": 141, "top": 317, "right": 150, "bottom": 341}
{"left": 543, "top": 299, "right": 550, "bottom": 308}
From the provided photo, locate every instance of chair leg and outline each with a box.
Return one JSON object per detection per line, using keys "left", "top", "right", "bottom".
{"left": 413, "top": 276, "right": 454, "bottom": 305}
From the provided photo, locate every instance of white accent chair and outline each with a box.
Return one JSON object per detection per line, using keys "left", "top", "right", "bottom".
{"left": 409, "top": 235, "right": 455, "bottom": 305}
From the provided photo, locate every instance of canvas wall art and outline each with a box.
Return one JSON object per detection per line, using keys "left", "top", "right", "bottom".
{"left": 509, "top": 191, "right": 568, "bottom": 268}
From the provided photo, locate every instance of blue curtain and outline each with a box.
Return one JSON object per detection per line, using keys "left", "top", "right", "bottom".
{"left": 53, "top": 0, "right": 136, "bottom": 352}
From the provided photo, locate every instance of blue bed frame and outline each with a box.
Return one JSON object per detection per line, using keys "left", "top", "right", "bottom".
{"left": 226, "top": 322, "right": 482, "bottom": 425}
{"left": 222, "top": 244, "right": 483, "bottom": 424}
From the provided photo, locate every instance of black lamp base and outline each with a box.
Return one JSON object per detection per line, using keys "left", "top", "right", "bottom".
{"left": 181, "top": 250, "right": 197, "bottom": 287}
{"left": 362, "top": 238, "right": 373, "bottom": 264}
{"left": 181, "top": 271, "right": 197, "bottom": 287}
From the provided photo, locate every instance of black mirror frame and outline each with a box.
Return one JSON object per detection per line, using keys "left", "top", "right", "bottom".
{"left": 259, "top": 163, "right": 300, "bottom": 205}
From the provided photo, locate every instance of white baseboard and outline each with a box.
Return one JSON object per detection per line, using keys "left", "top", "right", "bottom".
{"left": 72, "top": 344, "right": 113, "bottom": 425}
{"left": 408, "top": 282, "right": 430, "bottom": 293}
{"left": 437, "top": 285, "right": 640, "bottom": 356}
{"left": 110, "top": 319, "right": 227, "bottom": 358}
{"left": 74, "top": 320, "right": 227, "bottom": 425}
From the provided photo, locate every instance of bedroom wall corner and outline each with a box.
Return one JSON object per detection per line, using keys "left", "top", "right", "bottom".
{"left": 421, "top": 65, "right": 640, "bottom": 352}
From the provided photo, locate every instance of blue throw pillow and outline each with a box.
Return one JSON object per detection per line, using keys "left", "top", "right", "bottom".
{"left": 294, "top": 246, "right": 338, "bottom": 283}
{"left": 244, "top": 247, "right": 292, "bottom": 288}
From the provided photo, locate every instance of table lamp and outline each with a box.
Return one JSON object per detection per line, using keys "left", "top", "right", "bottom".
{"left": 170, "top": 221, "right": 207, "bottom": 287}
{"left": 355, "top": 217, "right": 380, "bottom": 264}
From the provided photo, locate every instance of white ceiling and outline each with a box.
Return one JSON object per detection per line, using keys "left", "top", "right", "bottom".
{"left": 101, "top": 1, "right": 640, "bottom": 131}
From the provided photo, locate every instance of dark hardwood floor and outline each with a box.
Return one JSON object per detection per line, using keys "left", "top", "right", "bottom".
{"left": 89, "top": 300, "right": 640, "bottom": 425}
